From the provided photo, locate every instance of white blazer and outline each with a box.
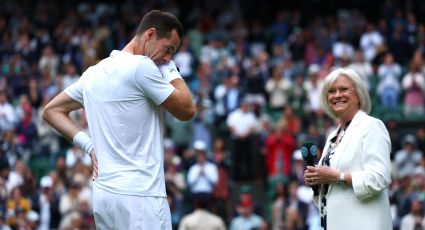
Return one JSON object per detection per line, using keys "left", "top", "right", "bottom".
{"left": 315, "top": 110, "right": 393, "bottom": 230}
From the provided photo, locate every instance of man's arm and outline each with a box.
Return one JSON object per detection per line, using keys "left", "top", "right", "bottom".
{"left": 43, "top": 92, "right": 98, "bottom": 179}
{"left": 161, "top": 78, "right": 196, "bottom": 121}
{"left": 42, "top": 92, "right": 83, "bottom": 140}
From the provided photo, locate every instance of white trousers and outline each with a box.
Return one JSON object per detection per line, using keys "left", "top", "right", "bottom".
{"left": 92, "top": 185, "right": 172, "bottom": 230}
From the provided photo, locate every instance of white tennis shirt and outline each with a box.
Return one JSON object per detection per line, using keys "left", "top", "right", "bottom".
{"left": 65, "top": 50, "right": 175, "bottom": 197}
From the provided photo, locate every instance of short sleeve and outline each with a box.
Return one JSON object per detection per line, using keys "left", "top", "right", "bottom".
{"left": 64, "top": 78, "right": 84, "bottom": 106}
{"left": 134, "top": 58, "right": 174, "bottom": 105}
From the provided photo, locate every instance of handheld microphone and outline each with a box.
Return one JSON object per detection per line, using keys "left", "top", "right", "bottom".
{"left": 301, "top": 140, "right": 319, "bottom": 196}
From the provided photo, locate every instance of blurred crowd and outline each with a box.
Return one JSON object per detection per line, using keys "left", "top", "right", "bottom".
{"left": 1, "top": 0, "right": 425, "bottom": 229}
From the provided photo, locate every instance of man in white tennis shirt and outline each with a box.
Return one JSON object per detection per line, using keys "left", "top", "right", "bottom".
{"left": 42, "top": 10, "right": 195, "bottom": 229}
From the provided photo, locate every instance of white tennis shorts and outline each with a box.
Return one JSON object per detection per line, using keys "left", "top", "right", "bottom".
{"left": 92, "top": 185, "right": 172, "bottom": 230}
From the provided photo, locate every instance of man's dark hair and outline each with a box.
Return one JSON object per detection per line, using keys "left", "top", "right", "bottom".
{"left": 136, "top": 10, "right": 184, "bottom": 39}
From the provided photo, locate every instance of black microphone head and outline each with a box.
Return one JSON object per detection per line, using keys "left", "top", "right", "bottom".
{"left": 301, "top": 140, "right": 318, "bottom": 163}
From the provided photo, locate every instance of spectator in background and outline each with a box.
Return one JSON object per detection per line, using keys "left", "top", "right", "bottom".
{"left": 165, "top": 111, "right": 194, "bottom": 156}
{"left": 271, "top": 182, "right": 287, "bottom": 230}
{"left": 386, "top": 119, "right": 403, "bottom": 159}
{"left": 264, "top": 120, "right": 296, "bottom": 181}
{"left": 283, "top": 207, "right": 306, "bottom": 230}
{"left": 348, "top": 50, "right": 373, "bottom": 90}
{"left": 269, "top": 44, "right": 290, "bottom": 68}
{"left": 6, "top": 186, "right": 31, "bottom": 227}
{"left": 303, "top": 64, "right": 324, "bottom": 126}
{"left": 290, "top": 150, "right": 307, "bottom": 185}
{"left": 389, "top": 22, "right": 413, "bottom": 65}
{"left": 35, "top": 97, "right": 61, "bottom": 158}
{"left": 192, "top": 98, "right": 214, "bottom": 151}
{"left": 226, "top": 99, "right": 259, "bottom": 181}
{"left": 265, "top": 65, "right": 292, "bottom": 112}
{"left": 287, "top": 73, "right": 308, "bottom": 119}
{"left": 27, "top": 79, "right": 43, "bottom": 110}
{"left": 44, "top": 73, "right": 65, "bottom": 100}
{"left": 224, "top": 74, "right": 243, "bottom": 116}
{"left": 401, "top": 61, "right": 425, "bottom": 117}
{"left": 360, "top": 22, "right": 385, "bottom": 63}
{"left": 15, "top": 102, "right": 37, "bottom": 160}
{"left": 399, "top": 199, "right": 425, "bottom": 230}
{"left": 213, "top": 73, "right": 231, "bottom": 132}
{"left": 0, "top": 159, "right": 9, "bottom": 212}
{"left": 38, "top": 45, "right": 59, "bottom": 82}
{"left": 36, "top": 175, "right": 61, "bottom": 230}
{"left": 19, "top": 170, "right": 37, "bottom": 206}
{"left": 59, "top": 181, "right": 81, "bottom": 218}
{"left": 229, "top": 197, "right": 266, "bottom": 230}
{"left": 2, "top": 130, "right": 26, "bottom": 172}
{"left": 5, "top": 160, "right": 26, "bottom": 196}
{"left": 332, "top": 35, "right": 355, "bottom": 63}
{"left": 279, "top": 106, "right": 302, "bottom": 137}
{"left": 191, "top": 62, "right": 213, "bottom": 100}
{"left": 65, "top": 145, "right": 92, "bottom": 169}
{"left": 211, "top": 137, "right": 231, "bottom": 224}
{"left": 377, "top": 52, "right": 402, "bottom": 111}
{"left": 187, "top": 140, "right": 218, "bottom": 206}
{"left": 173, "top": 35, "right": 195, "bottom": 83}
{"left": 304, "top": 123, "right": 326, "bottom": 153}
{"left": 394, "top": 134, "right": 423, "bottom": 179}
{"left": 165, "top": 162, "right": 186, "bottom": 229}
{"left": 62, "top": 63, "right": 80, "bottom": 89}
{"left": 0, "top": 91, "right": 16, "bottom": 135}
{"left": 243, "top": 52, "right": 268, "bottom": 108}
{"left": 178, "top": 197, "right": 226, "bottom": 230}
{"left": 416, "top": 127, "right": 425, "bottom": 155}
{"left": 285, "top": 181, "right": 309, "bottom": 229}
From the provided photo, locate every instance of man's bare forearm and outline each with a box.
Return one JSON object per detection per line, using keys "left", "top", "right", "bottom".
{"left": 162, "top": 78, "right": 196, "bottom": 121}
{"left": 42, "top": 92, "right": 83, "bottom": 140}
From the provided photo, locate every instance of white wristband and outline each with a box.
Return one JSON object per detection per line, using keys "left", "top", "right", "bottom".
{"left": 159, "top": 60, "right": 182, "bottom": 82}
{"left": 73, "top": 131, "right": 94, "bottom": 155}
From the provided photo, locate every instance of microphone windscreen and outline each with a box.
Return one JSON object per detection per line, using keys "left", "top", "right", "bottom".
{"left": 301, "top": 140, "right": 318, "bottom": 163}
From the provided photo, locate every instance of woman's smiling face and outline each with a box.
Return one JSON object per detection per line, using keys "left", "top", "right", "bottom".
{"left": 327, "top": 75, "right": 360, "bottom": 119}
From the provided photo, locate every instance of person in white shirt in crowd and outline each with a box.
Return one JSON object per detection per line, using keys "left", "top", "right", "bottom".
{"left": 173, "top": 35, "right": 195, "bottom": 82}
{"left": 37, "top": 175, "right": 61, "bottom": 230}
{"left": 303, "top": 64, "right": 324, "bottom": 124}
{"left": 226, "top": 98, "right": 259, "bottom": 181}
{"left": 187, "top": 140, "right": 218, "bottom": 205}
{"left": 400, "top": 199, "right": 425, "bottom": 230}
{"left": 5, "top": 160, "right": 26, "bottom": 196}
{"left": 359, "top": 22, "right": 384, "bottom": 62}
{"left": 65, "top": 144, "right": 92, "bottom": 169}
{"left": 0, "top": 91, "right": 16, "bottom": 135}
{"left": 332, "top": 35, "right": 355, "bottom": 62}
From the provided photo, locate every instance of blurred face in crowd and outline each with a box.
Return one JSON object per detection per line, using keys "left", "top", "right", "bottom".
{"left": 241, "top": 101, "right": 250, "bottom": 113}
{"left": 196, "top": 151, "right": 207, "bottom": 164}
{"left": 327, "top": 75, "right": 360, "bottom": 120}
